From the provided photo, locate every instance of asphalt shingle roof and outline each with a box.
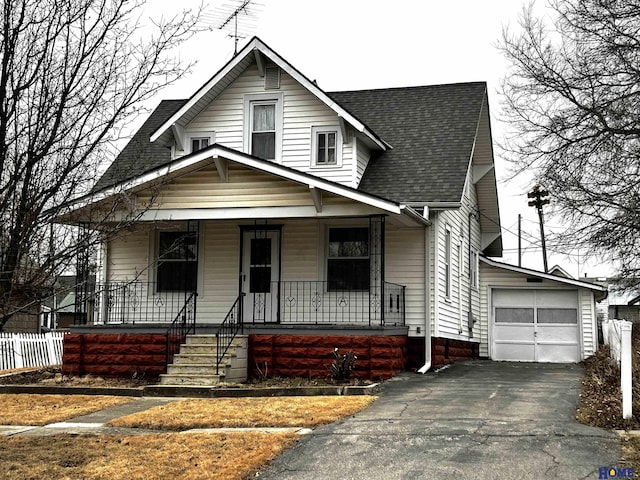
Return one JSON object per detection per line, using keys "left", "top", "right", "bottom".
{"left": 93, "top": 83, "right": 487, "bottom": 205}
{"left": 329, "top": 82, "right": 487, "bottom": 204}
{"left": 93, "top": 99, "right": 187, "bottom": 192}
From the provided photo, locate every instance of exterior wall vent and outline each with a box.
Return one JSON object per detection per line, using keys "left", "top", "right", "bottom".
{"left": 265, "top": 66, "right": 280, "bottom": 90}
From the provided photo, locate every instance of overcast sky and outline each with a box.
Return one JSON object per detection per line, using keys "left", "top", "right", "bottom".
{"left": 146, "top": 0, "right": 613, "bottom": 279}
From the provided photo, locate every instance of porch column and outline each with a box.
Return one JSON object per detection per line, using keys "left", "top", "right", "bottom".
{"left": 369, "top": 215, "right": 385, "bottom": 326}
{"left": 74, "top": 222, "right": 91, "bottom": 326}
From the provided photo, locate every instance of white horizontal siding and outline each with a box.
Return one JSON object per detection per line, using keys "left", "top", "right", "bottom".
{"left": 180, "top": 64, "right": 357, "bottom": 187}
{"left": 281, "top": 221, "right": 319, "bottom": 281}
{"left": 385, "top": 226, "right": 426, "bottom": 335}
{"left": 198, "top": 221, "right": 240, "bottom": 322}
{"left": 106, "top": 226, "right": 152, "bottom": 282}
{"left": 433, "top": 172, "right": 482, "bottom": 343}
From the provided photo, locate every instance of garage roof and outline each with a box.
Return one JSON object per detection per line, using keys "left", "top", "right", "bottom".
{"left": 480, "top": 256, "right": 608, "bottom": 295}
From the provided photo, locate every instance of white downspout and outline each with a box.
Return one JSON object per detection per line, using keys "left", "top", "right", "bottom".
{"left": 418, "top": 221, "right": 432, "bottom": 373}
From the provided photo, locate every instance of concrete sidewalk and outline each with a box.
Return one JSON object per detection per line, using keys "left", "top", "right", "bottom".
{"left": 0, "top": 396, "right": 313, "bottom": 437}
{"left": 257, "top": 361, "right": 620, "bottom": 480}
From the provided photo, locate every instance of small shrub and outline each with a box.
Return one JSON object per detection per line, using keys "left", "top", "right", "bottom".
{"left": 329, "top": 348, "right": 357, "bottom": 382}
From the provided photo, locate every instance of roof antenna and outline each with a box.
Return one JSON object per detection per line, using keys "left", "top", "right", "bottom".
{"left": 202, "top": 1, "right": 262, "bottom": 56}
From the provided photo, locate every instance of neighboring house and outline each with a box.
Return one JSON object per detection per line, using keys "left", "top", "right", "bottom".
{"left": 586, "top": 277, "right": 640, "bottom": 325}
{"left": 56, "top": 37, "right": 605, "bottom": 381}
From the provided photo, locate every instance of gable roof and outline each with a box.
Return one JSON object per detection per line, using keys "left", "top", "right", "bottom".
{"left": 90, "top": 39, "right": 495, "bottom": 216}
{"left": 480, "top": 256, "right": 607, "bottom": 295}
{"left": 149, "top": 37, "right": 388, "bottom": 151}
{"left": 329, "top": 82, "right": 488, "bottom": 204}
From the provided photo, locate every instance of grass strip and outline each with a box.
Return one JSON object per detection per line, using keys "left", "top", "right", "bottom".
{"left": 108, "top": 395, "right": 376, "bottom": 430}
{"left": 0, "top": 432, "right": 297, "bottom": 480}
{"left": 0, "top": 394, "right": 133, "bottom": 426}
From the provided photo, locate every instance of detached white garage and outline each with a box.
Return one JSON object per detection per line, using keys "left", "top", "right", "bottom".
{"left": 479, "top": 257, "right": 607, "bottom": 363}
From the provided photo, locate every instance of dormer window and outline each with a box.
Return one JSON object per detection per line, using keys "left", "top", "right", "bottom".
{"left": 311, "top": 126, "right": 342, "bottom": 167}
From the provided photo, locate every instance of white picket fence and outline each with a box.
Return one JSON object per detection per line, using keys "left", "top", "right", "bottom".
{"left": 602, "top": 319, "right": 633, "bottom": 419}
{"left": 0, "top": 332, "right": 65, "bottom": 371}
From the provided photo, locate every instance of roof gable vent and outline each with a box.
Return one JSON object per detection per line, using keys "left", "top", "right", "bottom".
{"left": 264, "top": 66, "right": 280, "bottom": 90}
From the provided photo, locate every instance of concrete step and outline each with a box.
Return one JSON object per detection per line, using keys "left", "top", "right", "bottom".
{"left": 166, "top": 363, "right": 228, "bottom": 375}
{"left": 159, "top": 373, "right": 224, "bottom": 386}
{"left": 172, "top": 353, "right": 233, "bottom": 365}
{"left": 178, "top": 344, "right": 230, "bottom": 355}
{"left": 184, "top": 334, "right": 247, "bottom": 346}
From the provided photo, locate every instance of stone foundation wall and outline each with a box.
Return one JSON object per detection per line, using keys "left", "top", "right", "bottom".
{"left": 431, "top": 337, "right": 479, "bottom": 368}
{"left": 62, "top": 333, "right": 167, "bottom": 379}
{"left": 249, "top": 334, "right": 407, "bottom": 380}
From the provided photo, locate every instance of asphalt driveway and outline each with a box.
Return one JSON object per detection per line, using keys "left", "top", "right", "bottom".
{"left": 258, "top": 360, "right": 620, "bottom": 480}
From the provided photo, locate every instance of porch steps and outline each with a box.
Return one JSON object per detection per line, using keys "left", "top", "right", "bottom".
{"left": 159, "top": 335, "right": 248, "bottom": 386}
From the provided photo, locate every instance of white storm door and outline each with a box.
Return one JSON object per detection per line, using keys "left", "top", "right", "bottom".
{"left": 242, "top": 230, "right": 280, "bottom": 323}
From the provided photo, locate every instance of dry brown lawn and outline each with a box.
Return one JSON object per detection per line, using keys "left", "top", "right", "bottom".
{"left": 0, "top": 432, "right": 297, "bottom": 480}
{"left": 108, "top": 395, "right": 377, "bottom": 430}
{"left": 0, "top": 394, "right": 134, "bottom": 425}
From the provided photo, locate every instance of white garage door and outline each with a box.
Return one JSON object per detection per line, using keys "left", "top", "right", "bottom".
{"left": 492, "top": 289, "right": 580, "bottom": 363}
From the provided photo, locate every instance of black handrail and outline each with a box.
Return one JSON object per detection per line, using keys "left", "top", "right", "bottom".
{"left": 216, "top": 294, "right": 243, "bottom": 375}
{"left": 165, "top": 292, "right": 197, "bottom": 365}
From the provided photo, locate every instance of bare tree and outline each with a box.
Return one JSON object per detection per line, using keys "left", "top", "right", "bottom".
{"left": 0, "top": 0, "right": 203, "bottom": 330}
{"left": 499, "top": 0, "right": 640, "bottom": 289}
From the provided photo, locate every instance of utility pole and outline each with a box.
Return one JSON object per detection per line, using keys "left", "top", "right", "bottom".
{"left": 527, "top": 185, "right": 550, "bottom": 273}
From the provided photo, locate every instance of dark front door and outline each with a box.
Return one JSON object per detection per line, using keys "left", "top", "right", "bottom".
{"left": 241, "top": 230, "right": 280, "bottom": 323}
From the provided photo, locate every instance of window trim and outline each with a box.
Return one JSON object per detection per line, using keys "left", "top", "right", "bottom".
{"left": 185, "top": 131, "right": 215, "bottom": 154}
{"left": 311, "top": 126, "right": 342, "bottom": 168}
{"left": 243, "top": 92, "right": 284, "bottom": 162}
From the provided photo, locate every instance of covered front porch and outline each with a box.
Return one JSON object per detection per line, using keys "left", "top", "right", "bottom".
{"left": 79, "top": 215, "right": 408, "bottom": 329}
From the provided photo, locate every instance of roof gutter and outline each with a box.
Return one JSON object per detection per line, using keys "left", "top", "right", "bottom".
{"left": 425, "top": 201, "right": 462, "bottom": 210}
{"left": 400, "top": 205, "right": 431, "bottom": 226}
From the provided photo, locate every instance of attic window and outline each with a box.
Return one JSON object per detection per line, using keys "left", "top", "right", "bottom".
{"left": 184, "top": 131, "right": 215, "bottom": 154}
{"left": 311, "top": 126, "right": 342, "bottom": 168}
{"left": 264, "top": 66, "right": 280, "bottom": 90}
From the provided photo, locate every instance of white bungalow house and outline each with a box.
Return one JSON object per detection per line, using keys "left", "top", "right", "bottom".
{"left": 58, "top": 37, "right": 606, "bottom": 383}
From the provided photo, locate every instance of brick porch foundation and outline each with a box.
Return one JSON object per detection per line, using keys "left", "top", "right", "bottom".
{"left": 62, "top": 333, "right": 167, "bottom": 379}
{"left": 62, "top": 332, "right": 409, "bottom": 381}
{"left": 249, "top": 334, "right": 408, "bottom": 380}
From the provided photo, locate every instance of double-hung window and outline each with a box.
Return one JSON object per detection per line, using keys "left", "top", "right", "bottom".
{"left": 251, "top": 102, "right": 276, "bottom": 160}
{"left": 244, "top": 93, "right": 283, "bottom": 161}
{"left": 444, "top": 227, "right": 451, "bottom": 298}
{"left": 311, "top": 126, "right": 342, "bottom": 167}
{"left": 157, "top": 231, "right": 198, "bottom": 292}
{"left": 470, "top": 249, "right": 478, "bottom": 289}
{"left": 327, "top": 227, "right": 369, "bottom": 291}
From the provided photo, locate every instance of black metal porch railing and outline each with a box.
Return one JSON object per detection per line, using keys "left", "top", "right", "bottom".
{"left": 84, "top": 280, "right": 405, "bottom": 327}
{"left": 215, "top": 294, "right": 243, "bottom": 375}
{"left": 87, "top": 282, "right": 191, "bottom": 325}
{"left": 165, "top": 291, "right": 197, "bottom": 365}
{"left": 245, "top": 280, "right": 406, "bottom": 326}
